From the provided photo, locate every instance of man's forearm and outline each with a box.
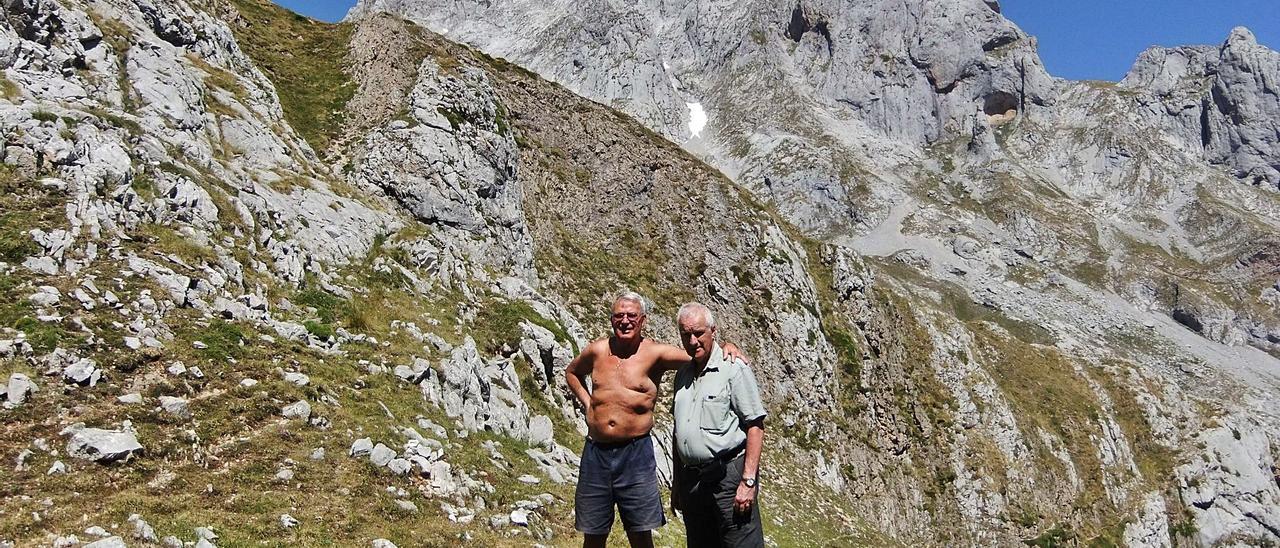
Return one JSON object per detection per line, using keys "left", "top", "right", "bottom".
{"left": 565, "top": 372, "right": 591, "bottom": 409}
{"left": 743, "top": 421, "right": 764, "bottom": 479}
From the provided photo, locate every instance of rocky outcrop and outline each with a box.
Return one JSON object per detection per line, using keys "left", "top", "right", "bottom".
{"left": 1123, "top": 27, "right": 1280, "bottom": 188}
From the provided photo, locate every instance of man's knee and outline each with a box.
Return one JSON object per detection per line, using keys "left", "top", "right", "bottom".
{"left": 583, "top": 533, "right": 608, "bottom": 548}
{"left": 625, "top": 530, "right": 655, "bottom": 548}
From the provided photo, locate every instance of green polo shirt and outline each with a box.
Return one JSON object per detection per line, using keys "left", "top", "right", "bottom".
{"left": 672, "top": 343, "right": 767, "bottom": 466}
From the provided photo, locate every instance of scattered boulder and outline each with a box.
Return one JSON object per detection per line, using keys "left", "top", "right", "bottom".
{"left": 371, "top": 540, "right": 397, "bottom": 548}
{"left": 83, "top": 537, "right": 126, "bottom": 548}
{"left": 395, "top": 500, "right": 418, "bottom": 513}
{"left": 280, "top": 514, "right": 299, "bottom": 528}
{"left": 28, "top": 286, "right": 61, "bottom": 308}
{"left": 62, "top": 358, "right": 101, "bottom": 386}
{"left": 387, "top": 458, "right": 411, "bottom": 475}
{"left": 128, "top": 514, "right": 158, "bottom": 542}
{"left": 281, "top": 400, "right": 311, "bottom": 421}
{"left": 158, "top": 396, "right": 191, "bottom": 419}
{"left": 510, "top": 509, "right": 529, "bottom": 526}
{"left": 349, "top": 438, "right": 374, "bottom": 457}
{"left": 370, "top": 443, "right": 396, "bottom": 467}
{"left": 282, "top": 371, "right": 310, "bottom": 386}
{"left": 4, "top": 373, "right": 38, "bottom": 408}
{"left": 64, "top": 424, "right": 143, "bottom": 463}
{"left": 117, "top": 393, "right": 144, "bottom": 404}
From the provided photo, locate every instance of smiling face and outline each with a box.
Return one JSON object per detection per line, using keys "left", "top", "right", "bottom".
{"left": 678, "top": 310, "right": 716, "bottom": 365}
{"left": 610, "top": 298, "right": 646, "bottom": 343}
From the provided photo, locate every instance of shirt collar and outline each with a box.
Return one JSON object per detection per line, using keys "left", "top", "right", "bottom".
{"left": 699, "top": 343, "right": 724, "bottom": 373}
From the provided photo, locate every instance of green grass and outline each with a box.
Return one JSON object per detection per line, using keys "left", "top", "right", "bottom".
{"left": 0, "top": 165, "right": 65, "bottom": 262}
{"left": 0, "top": 74, "right": 19, "bottom": 100}
{"left": 84, "top": 106, "right": 143, "bottom": 136}
{"left": 224, "top": 0, "right": 356, "bottom": 156}
{"left": 31, "top": 110, "right": 59, "bottom": 123}
{"left": 1090, "top": 362, "right": 1177, "bottom": 486}
{"left": 136, "top": 224, "right": 219, "bottom": 265}
{"left": 473, "top": 298, "right": 573, "bottom": 355}
{"left": 974, "top": 324, "right": 1121, "bottom": 531}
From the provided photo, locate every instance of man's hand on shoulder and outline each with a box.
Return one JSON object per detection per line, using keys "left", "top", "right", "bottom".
{"left": 722, "top": 342, "right": 751, "bottom": 364}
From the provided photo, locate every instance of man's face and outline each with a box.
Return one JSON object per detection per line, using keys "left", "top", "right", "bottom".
{"left": 611, "top": 299, "right": 646, "bottom": 342}
{"left": 678, "top": 313, "right": 716, "bottom": 364}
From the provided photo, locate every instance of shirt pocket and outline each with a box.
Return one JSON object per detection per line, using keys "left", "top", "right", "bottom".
{"left": 699, "top": 391, "right": 732, "bottom": 435}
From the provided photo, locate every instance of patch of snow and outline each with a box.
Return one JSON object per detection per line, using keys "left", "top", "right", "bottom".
{"left": 686, "top": 102, "right": 707, "bottom": 138}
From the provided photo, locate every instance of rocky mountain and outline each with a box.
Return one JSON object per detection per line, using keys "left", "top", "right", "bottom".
{"left": 0, "top": 0, "right": 1277, "bottom": 547}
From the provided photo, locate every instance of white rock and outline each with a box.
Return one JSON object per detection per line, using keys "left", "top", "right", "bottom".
{"left": 510, "top": 509, "right": 529, "bottom": 526}
{"left": 167, "top": 362, "right": 187, "bottom": 376}
{"left": 387, "top": 458, "right": 411, "bottom": 475}
{"left": 282, "top": 371, "right": 310, "bottom": 386}
{"left": 82, "top": 537, "right": 126, "bottom": 548}
{"left": 516, "top": 475, "right": 540, "bottom": 484}
{"left": 128, "top": 514, "right": 157, "bottom": 542}
{"left": 349, "top": 438, "right": 374, "bottom": 457}
{"left": 371, "top": 540, "right": 397, "bottom": 548}
{"left": 280, "top": 514, "right": 299, "bottom": 528}
{"left": 117, "top": 393, "right": 143, "bottom": 404}
{"left": 158, "top": 396, "right": 191, "bottom": 419}
{"left": 84, "top": 526, "right": 110, "bottom": 537}
{"left": 370, "top": 443, "right": 396, "bottom": 467}
{"left": 28, "top": 286, "right": 61, "bottom": 307}
{"left": 65, "top": 427, "right": 142, "bottom": 462}
{"left": 194, "top": 526, "right": 217, "bottom": 540}
{"left": 124, "top": 336, "right": 142, "bottom": 350}
{"left": 281, "top": 400, "right": 312, "bottom": 421}
{"left": 395, "top": 499, "right": 418, "bottom": 513}
{"left": 239, "top": 378, "right": 259, "bottom": 388}
{"left": 5, "top": 373, "right": 38, "bottom": 407}
{"left": 46, "top": 460, "right": 66, "bottom": 475}
{"left": 62, "top": 358, "right": 101, "bottom": 386}
{"left": 309, "top": 447, "right": 325, "bottom": 461}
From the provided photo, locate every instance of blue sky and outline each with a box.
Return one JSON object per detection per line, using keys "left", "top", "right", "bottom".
{"left": 1001, "top": 0, "right": 1279, "bottom": 81}
{"left": 272, "top": 0, "right": 1278, "bottom": 81}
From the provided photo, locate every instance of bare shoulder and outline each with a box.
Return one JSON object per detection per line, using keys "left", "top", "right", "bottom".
{"left": 582, "top": 337, "right": 610, "bottom": 358}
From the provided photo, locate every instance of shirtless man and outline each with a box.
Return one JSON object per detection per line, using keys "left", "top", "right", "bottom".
{"left": 565, "top": 291, "right": 744, "bottom": 548}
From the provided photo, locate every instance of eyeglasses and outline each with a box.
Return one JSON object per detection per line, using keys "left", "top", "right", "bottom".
{"left": 611, "top": 312, "right": 643, "bottom": 321}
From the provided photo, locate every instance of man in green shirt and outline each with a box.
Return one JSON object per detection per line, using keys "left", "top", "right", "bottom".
{"left": 671, "top": 302, "right": 767, "bottom": 547}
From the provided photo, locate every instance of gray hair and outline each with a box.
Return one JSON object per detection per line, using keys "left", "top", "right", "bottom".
{"left": 676, "top": 302, "right": 716, "bottom": 329}
{"left": 613, "top": 291, "right": 649, "bottom": 315}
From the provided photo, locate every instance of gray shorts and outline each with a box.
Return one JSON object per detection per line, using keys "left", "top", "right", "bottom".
{"left": 574, "top": 434, "right": 666, "bottom": 535}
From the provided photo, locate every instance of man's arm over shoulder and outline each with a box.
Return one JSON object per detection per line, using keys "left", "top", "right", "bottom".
{"left": 653, "top": 342, "right": 692, "bottom": 373}
{"left": 565, "top": 339, "right": 604, "bottom": 410}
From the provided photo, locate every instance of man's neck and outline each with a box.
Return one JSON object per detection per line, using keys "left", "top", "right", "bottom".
{"left": 610, "top": 336, "right": 643, "bottom": 358}
{"left": 692, "top": 343, "right": 718, "bottom": 372}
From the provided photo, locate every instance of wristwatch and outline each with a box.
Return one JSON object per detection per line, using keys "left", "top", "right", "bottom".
{"left": 741, "top": 476, "right": 757, "bottom": 488}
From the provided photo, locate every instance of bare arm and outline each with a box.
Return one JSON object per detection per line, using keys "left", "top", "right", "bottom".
{"left": 670, "top": 444, "right": 684, "bottom": 513}
{"left": 742, "top": 418, "right": 764, "bottom": 480}
{"left": 653, "top": 341, "right": 751, "bottom": 374}
{"left": 734, "top": 418, "right": 764, "bottom": 514}
{"left": 564, "top": 343, "right": 597, "bottom": 411}
{"left": 654, "top": 343, "right": 692, "bottom": 373}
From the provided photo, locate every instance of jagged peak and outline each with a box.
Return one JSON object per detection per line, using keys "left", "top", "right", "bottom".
{"left": 1225, "top": 25, "right": 1257, "bottom": 47}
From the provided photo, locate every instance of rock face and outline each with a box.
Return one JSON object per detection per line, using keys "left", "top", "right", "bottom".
{"left": 1123, "top": 27, "right": 1280, "bottom": 188}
